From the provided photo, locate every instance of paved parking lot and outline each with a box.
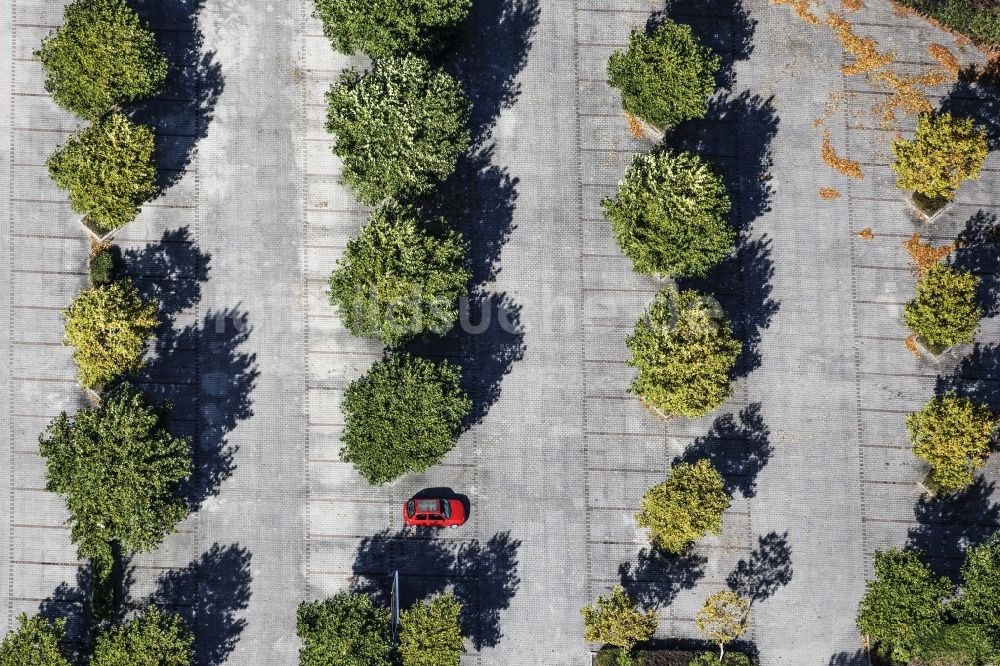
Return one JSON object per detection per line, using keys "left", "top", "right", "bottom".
{"left": 3, "top": 0, "right": 1000, "bottom": 663}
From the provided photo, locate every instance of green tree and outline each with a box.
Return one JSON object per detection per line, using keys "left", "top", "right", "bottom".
{"left": 38, "top": 384, "right": 191, "bottom": 574}
{"left": 47, "top": 113, "right": 159, "bottom": 233}
{"left": 312, "top": 0, "right": 470, "bottom": 59}
{"left": 953, "top": 533, "right": 1000, "bottom": 652}
{"left": 89, "top": 244, "right": 116, "bottom": 286}
{"left": 297, "top": 592, "right": 394, "bottom": 666}
{"left": 399, "top": 592, "right": 465, "bottom": 666}
{"left": 581, "top": 585, "right": 658, "bottom": 664}
{"left": 328, "top": 204, "right": 469, "bottom": 345}
{"left": 695, "top": 590, "right": 751, "bottom": 662}
{"left": 892, "top": 112, "right": 988, "bottom": 206}
{"left": 904, "top": 263, "right": 982, "bottom": 350}
{"left": 35, "top": 0, "right": 167, "bottom": 120}
{"left": 602, "top": 151, "right": 733, "bottom": 278}
{"left": 341, "top": 353, "right": 471, "bottom": 484}
{"left": 91, "top": 607, "right": 193, "bottom": 666}
{"left": 626, "top": 287, "right": 741, "bottom": 418}
{"left": 0, "top": 614, "right": 72, "bottom": 666}
{"left": 62, "top": 277, "right": 159, "bottom": 389}
{"left": 907, "top": 393, "right": 996, "bottom": 495}
{"left": 912, "top": 624, "right": 996, "bottom": 666}
{"left": 856, "top": 548, "right": 951, "bottom": 664}
{"left": 635, "top": 459, "right": 730, "bottom": 554}
{"left": 326, "top": 56, "right": 470, "bottom": 206}
{"left": 607, "top": 19, "right": 720, "bottom": 130}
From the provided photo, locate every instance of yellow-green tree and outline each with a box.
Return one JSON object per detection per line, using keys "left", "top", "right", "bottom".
{"left": 635, "top": 459, "right": 730, "bottom": 554}
{"left": 0, "top": 614, "right": 72, "bottom": 666}
{"left": 399, "top": 592, "right": 465, "bottom": 666}
{"left": 695, "top": 590, "right": 751, "bottom": 662}
{"left": 892, "top": 112, "right": 988, "bottom": 205}
{"left": 581, "top": 585, "right": 657, "bottom": 663}
{"left": 63, "top": 278, "right": 159, "bottom": 389}
{"left": 907, "top": 393, "right": 996, "bottom": 495}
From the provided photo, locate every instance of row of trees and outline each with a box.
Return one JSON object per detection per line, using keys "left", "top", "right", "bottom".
{"left": 297, "top": 591, "right": 466, "bottom": 666}
{"left": 857, "top": 537, "right": 1000, "bottom": 665}
{"left": 36, "top": 0, "right": 166, "bottom": 233}
{"left": 311, "top": 0, "right": 476, "bottom": 486}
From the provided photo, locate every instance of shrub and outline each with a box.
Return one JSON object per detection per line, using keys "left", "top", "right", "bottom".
{"left": 856, "top": 548, "right": 951, "bottom": 664}
{"left": 894, "top": 0, "right": 1000, "bottom": 48}
{"left": 89, "top": 244, "right": 116, "bottom": 286}
{"left": 35, "top": 0, "right": 167, "bottom": 120}
{"left": 62, "top": 277, "right": 159, "bottom": 389}
{"left": 326, "top": 56, "right": 471, "bottom": 205}
{"left": 581, "top": 585, "right": 658, "bottom": 659}
{"left": 903, "top": 263, "right": 981, "bottom": 350}
{"left": 297, "top": 592, "right": 394, "bottom": 666}
{"left": 953, "top": 533, "right": 1000, "bottom": 653}
{"left": 399, "top": 592, "right": 465, "bottom": 666}
{"left": 312, "top": 0, "right": 470, "bottom": 59}
{"left": 341, "top": 353, "right": 471, "bottom": 484}
{"left": 607, "top": 19, "right": 720, "bottom": 130}
{"left": 912, "top": 624, "right": 996, "bottom": 666}
{"left": 0, "top": 614, "right": 72, "bottom": 666}
{"left": 892, "top": 112, "right": 988, "bottom": 204}
{"left": 328, "top": 204, "right": 469, "bottom": 345}
{"left": 695, "top": 591, "right": 751, "bottom": 662}
{"left": 907, "top": 393, "right": 996, "bottom": 495}
{"left": 635, "top": 459, "right": 730, "bottom": 554}
{"left": 626, "top": 287, "right": 741, "bottom": 418}
{"left": 38, "top": 384, "right": 192, "bottom": 573}
{"left": 92, "top": 607, "right": 193, "bottom": 666}
{"left": 602, "top": 151, "right": 733, "bottom": 278}
{"left": 47, "top": 113, "right": 159, "bottom": 232}
{"left": 689, "top": 651, "right": 754, "bottom": 666}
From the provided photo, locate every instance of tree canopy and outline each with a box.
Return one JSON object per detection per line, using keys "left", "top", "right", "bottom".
{"left": 340, "top": 353, "right": 471, "bottom": 484}
{"left": 297, "top": 592, "right": 394, "bottom": 666}
{"left": 635, "top": 459, "right": 730, "bottom": 554}
{"left": 581, "top": 585, "right": 658, "bottom": 656}
{"left": 91, "top": 607, "right": 194, "bottom": 666}
{"left": 907, "top": 393, "right": 996, "bottom": 495}
{"left": 904, "top": 263, "right": 982, "bottom": 350}
{"left": 953, "top": 533, "right": 1000, "bottom": 653}
{"left": 312, "top": 0, "right": 470, "bottom": 59}
{"left": 399, "top": 592, "right": 465, "bottom": 666}
{"left": 602, "top": 150, "right": 733, "bottom": 278}
{"left": 47, "top": 113, "right": 159, "bottom": 233}
{"left": 695, "top": 590, "right": 751, "bottom": 661}
{"left": 328, "top": 204, "right": 469, "bottom": 345}
{"left": 626, "top": 287, "right": 741, "bottom": 418}
{"left": 326, "top": 56, "right": 471, "bottom": 206}
{"left": 38, "top": 384, "right": 192, "bottom": 572}
{"left": 892, "top": 112, "right": 988, "bottom": 203}
{"left": 0, "top": 614, "right": 72, "bottom": 666}
{"left": 62, "top": 277, "right": 159, "bottom": 389}
{"left": 35, "top": 0, "right": 167, "bottom": 120}
{"left": 607, "top": 19, "right": 720, "bottom": 130}
{"left": 856, "top": 548, "right": 951, "bottom": 664}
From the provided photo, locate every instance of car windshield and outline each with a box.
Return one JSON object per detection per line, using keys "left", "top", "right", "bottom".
{"left": 406, "top": 500, "right": 415, "bottom": 518}
{"left": 442, "top": 501, "right": 451, "bottom": 518}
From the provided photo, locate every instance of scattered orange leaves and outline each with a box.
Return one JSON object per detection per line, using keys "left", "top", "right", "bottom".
{"left": 821, "top": 129, "right": 864, "bottom": 179}
{"left": 625, "top": 112, "right": 645, "bottom": 139}
{"left": 770, "top": 0, "right": 822, "bottom": 25}
{"left": 903, "top": 233, "right": 956, "bottom": 275}
{"left": 842, "top": 0, "right": 864, "bottom": 9}
{"left": 820, "top": 187, "right": 841, "bottom": 199}
{"left": 871, "top": 70, "right": 935, "bottom": 121}
{"left": 857, "top": 227, "right": 874, "bottom": 239}
{"left": 828, "top": 14, "right": 895, "bottom": 75}
{"left": 90, "top": 238, "right": 109, "bottom": 257}
{"left": 905, "top": 334, "right": 921, "bottom": 358}
{"left": 928, "top": 43, "right": 961, "bottom": 77}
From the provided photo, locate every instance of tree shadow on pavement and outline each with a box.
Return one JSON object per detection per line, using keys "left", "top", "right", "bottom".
{"left": 38, "top": 567, "right": 93, "bottom": 660}
{"left": 153, "top": 543, "right": 253, "bottom": 666}
{"left": 122, "top": 226, "right": 211, "bottom": 323}
{"left": 950, "top": 210, "right": 1000, "bottom": 318}
{"left": 726, "top": 531, "right": 792, "bottom": 604}
{"left": 678, "top": 403, "right": 772, "bottom": 499}
{"left": 935, "top": 343, "right": 1000, "bottom": 410}
{"left": 828, "top": 651, "right": 869, "bottom": 666}
{"left": 941, "top": 74, "right": 1000, "bottom": 150}
{"left": 351, "top": 530, "right": 521, "bottom": 650}
{"left": 906, "top": 476, "right": 1000, "bottom": 580}
{"left": 617, "top": 547, "right": 706, "bottom": 610}
{"left": 131, "top": 0, "right": 223, "bottom": 192}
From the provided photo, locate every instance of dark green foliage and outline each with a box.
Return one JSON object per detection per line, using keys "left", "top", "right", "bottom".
{"left": 340, "top": 353, "right": 471, "bottom": 484}
{"left": 904, "top": 263, "right": 982, "bottom": 350}
{"left": 894, "top": 0, "right": 1000, "bottom": 48}
{"left": 38, "top": 384, "right": 192, "bottom": 572}
{"left": 689, "top": 651, "right": 753, "bottom": 666}
{"left": 399, "top": 592, "right": 465, "bottom": 666}
{"left": 602, "top": 151, "right": 733, "bottom": 278}
{"left": 297, "top": 592, "right": 394, "bottom": 666}
{"left": 607, "top": 19, "right": 720, "bottom": 130}
{"left": 312, "top": 0, "right": 471, "bottom": 58}
{"left": 89, "top": 245, "right": 116, "bottom": 286}
{"left": 856, "top": 548, "right": 951, "bottom": 664}
{"left": 35, "top": 0, "right": 167, "bottom": 119}
{"left": 912, "top": 623, "right": 996, "bottom": 666}
{"left": 953, "top": 534, "right": 1000, "bottom": 652}
{"left": 0, "top": 614, "right": 72, "bottom": 666}
{"left": 91, "top": 607, "right": 194, "bottom": 666}
{"left": 328, "top": 204, "right": 469, "bottom": 345}
{"left": 325, "top": 56, "right": 471, "bottom": 206}
{"left": 46, "top": 113, "right": 159, "bottom": 232}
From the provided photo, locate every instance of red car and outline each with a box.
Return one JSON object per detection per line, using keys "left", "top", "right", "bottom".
{"left": 403, "top": 497, "right": 466, "bottom": 528}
